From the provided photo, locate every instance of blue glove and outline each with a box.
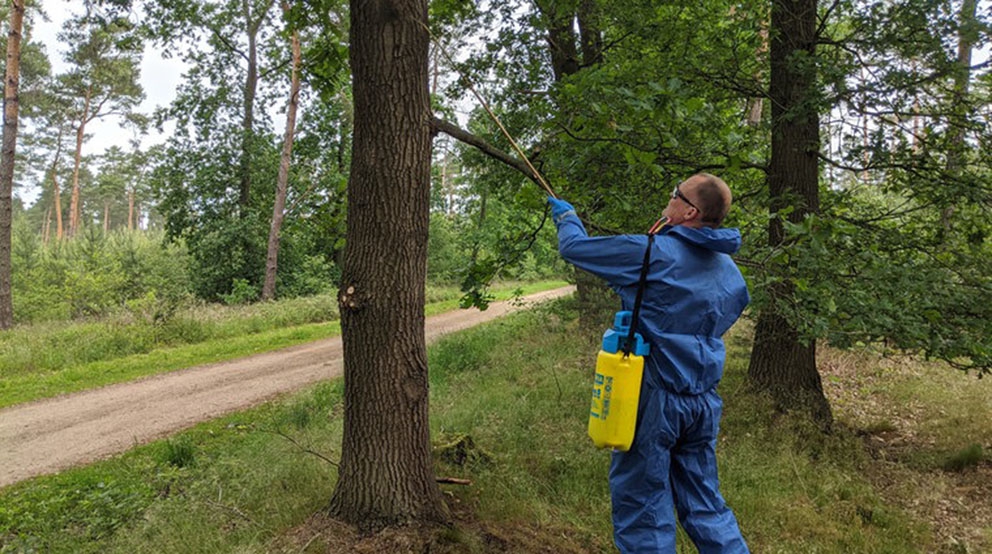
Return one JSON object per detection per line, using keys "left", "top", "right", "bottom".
{"left": 548, "top": 197, "right": 576, "bottom": 223}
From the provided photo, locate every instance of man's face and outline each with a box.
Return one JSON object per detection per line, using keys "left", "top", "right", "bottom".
{"left": 662, "top": 178, "right": 701, "bottom": 225}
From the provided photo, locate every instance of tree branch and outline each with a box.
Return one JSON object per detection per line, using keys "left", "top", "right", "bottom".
{"left": 260, "top": 56, "right": 292, "bottom": 80}
{"left": 430, "top": 116, "right": 542, "bottom": 185}
{"left": 210, "top": 27, "right": 247, "bottom": 61}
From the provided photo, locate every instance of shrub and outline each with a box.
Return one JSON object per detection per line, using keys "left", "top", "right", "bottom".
{"left": 220, "top": 278, "right": 260, "bottom": 305}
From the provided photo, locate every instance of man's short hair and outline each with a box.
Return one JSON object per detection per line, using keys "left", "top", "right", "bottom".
{"left": 692, "top": 173, "right": 730, "bottom": 228}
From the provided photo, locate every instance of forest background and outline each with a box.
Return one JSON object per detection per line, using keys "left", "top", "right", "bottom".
{"left": 1, "top": 0, "right": 571, "bottom": 322}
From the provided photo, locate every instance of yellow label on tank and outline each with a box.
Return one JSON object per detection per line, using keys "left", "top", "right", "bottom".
{"left": 588, "top": 350, "right": 644, "bottom": 451}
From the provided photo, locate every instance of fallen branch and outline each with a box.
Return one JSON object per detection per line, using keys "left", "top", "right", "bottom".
{"left": 267, "top": 429, "right": 340, "bottom": 467}
{"left": 436, "top": 476, "right": 472, "bottom": 485}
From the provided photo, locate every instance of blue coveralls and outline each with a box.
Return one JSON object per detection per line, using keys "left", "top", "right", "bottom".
{"left": 554, "top": 211, "right": 750, "bottom": 554}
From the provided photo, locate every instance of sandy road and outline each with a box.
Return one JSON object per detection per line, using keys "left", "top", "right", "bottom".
{"left": 0, "top": 286, "right": 574, "bottom": 488}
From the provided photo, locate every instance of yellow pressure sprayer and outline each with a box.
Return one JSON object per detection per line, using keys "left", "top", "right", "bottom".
{"left": 588, "top": 222, "right": 665, "bottom": 451}
{"left": 588, "top": 311, "right": 649, "bottom": 450}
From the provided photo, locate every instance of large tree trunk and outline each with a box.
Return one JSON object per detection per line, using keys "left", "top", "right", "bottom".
{"left": 537, "top": 0, "right": 580, "bottom": 81}
{"left": 261, "top": 5, "right": 301, "bottom": 302}
{"left": 328, "top": 0, "right": 449, "bottom": 530}
{"left": 0, "top": 0, "right": 25, "bottom": 330}
{"left": 576, "top": 0, "right": 602, "bottom": 67}
{"left": 747, "top": 0, "right": 832, "bottom": 428}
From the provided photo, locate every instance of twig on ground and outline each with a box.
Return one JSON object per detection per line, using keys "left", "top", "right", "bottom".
{"left": 436, "top": 476, "right": 472, "bottom": 485}
{"left": 266, "top": 428, "right": 340, "bottom": 467}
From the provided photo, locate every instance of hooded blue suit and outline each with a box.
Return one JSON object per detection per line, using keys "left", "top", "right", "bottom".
{"left": 554, "top": 209, "right": 750, "bottom": 554}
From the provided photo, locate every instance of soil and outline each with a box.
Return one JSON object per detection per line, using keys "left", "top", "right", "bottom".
{"left": 276, "top": 500, "right": 595, "bottom": 554}
{"left": 0, "top": 286, "right": 574, "bottom": 489}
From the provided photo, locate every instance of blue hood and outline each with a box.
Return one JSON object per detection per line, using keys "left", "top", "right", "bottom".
{"left": 666, "top": 225, "right": 742, "bottom": 255}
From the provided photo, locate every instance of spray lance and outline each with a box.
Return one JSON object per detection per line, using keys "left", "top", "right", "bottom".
{"left": 426, "top": 26, "right": 668, "bottom": 451}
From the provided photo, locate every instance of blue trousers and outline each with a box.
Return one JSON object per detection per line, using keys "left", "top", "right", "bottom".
{"left": 609, "top": 388, "right": 749, "bottom": 554}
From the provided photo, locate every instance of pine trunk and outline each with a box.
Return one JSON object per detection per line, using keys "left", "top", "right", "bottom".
{"left": 69, "top": 88, "right": 92, "bottom": 237}
{"left": 53, "top": 169, "right": 63, "bottom": 240}
{"left": 328, "top": 0, "right": 449, "bottom": 530}
{"left": 747, "top": 0, "right": 832, "bottom": 428}
{"left": 0, "top": 0, "right": 25, "bottom": 330}
{"left": 43, "top": 205, "right": 51, "bottom": 243}
{"left": 941, "top": 0, "right": 977, "bottom": 231}
{"left": 49, "top": 130, "right": 64, "bottom": 241}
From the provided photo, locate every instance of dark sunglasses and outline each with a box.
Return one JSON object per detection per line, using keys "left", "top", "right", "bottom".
{"left": 671, "top": 184, "right": 700, "bottom": 212}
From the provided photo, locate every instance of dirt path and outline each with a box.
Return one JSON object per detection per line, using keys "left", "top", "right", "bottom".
{"left": 0, "top": 287, "right": 574, "bottom": 488}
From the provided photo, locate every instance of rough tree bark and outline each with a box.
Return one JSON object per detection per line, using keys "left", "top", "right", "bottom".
{"left": 747, "top": 0, "right": 833, "bottom": 428}
{"left": 328, "top": 0, "right": 450, "bottom": 530}
{"left": 0, "top": 0, "right": 25, "bottom": 330}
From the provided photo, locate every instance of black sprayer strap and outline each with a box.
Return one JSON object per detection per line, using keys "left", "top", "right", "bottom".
{"left": 623, "top": 233, "right": 655, "bottom": 357}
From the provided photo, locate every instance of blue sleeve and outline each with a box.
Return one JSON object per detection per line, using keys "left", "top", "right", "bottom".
{"left": 554, "top": 212, "right": 647, "bottom": 287}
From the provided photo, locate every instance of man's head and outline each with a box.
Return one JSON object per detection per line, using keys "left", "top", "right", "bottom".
{"left": 661, "top": 173, "right": 732, "bottom": 229}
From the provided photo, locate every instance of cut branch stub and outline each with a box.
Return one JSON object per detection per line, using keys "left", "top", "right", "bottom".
{"left": 338, "top": 284, "right": 361, "bottom": 311}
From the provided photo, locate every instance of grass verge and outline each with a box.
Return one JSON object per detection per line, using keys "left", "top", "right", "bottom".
{"left": 0, "top": 280, "right": 566, "bottom": 409}
{"left": 2, "top": 295, "right": 985, "bottom": 553}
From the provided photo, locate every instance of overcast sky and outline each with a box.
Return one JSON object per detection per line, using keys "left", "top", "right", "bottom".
{"left": 32, "top": 2, "right": 186, "bottom": 153}
{"left": 13, "top": 2, "right": 187, "bottom": 204}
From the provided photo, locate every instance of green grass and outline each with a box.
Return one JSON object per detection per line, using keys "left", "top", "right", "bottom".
{"left": 1, "top": 293, "right": 977, "bottom": 553}
{"left": 0, "top": 280, "right": 567, "bottom": 409}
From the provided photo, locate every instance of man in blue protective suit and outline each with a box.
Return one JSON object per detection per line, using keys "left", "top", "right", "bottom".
{"left": 549, "top": 173, "right": 750, "bottom": 554}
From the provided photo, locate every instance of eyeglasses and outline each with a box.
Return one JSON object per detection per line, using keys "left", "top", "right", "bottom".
{"left": 671, "top": 184, "right": 700, "bottom": 212}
